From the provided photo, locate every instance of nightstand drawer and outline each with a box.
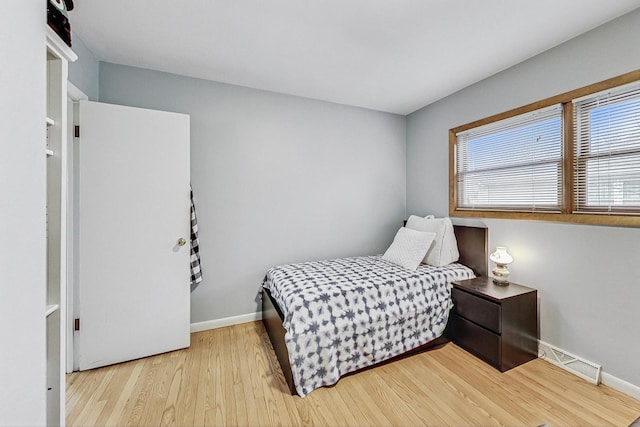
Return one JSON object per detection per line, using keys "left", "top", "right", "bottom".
{"left": 451, "top": 287, "right": 501, "bottom": 333}
{"left": 449, "top": 314, "right": 500, "bottom": 368}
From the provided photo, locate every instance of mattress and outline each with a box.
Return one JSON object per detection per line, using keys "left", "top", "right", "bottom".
{"left": 262, "top": 254, "right": 475, "bottom": 396}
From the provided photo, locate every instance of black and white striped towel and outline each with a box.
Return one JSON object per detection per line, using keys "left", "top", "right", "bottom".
{"left": 190, "top": 186, "right": 203, "bottom": 291}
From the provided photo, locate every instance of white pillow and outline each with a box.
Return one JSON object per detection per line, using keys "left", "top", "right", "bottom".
{"left": 405, "top": 216, "right": 460, "bottom": 267}
{"left": 406, "top": 214, "right": 434, "bottom": 223}
{"left": 382, "top": 227, "right": 436, "bottom": 271}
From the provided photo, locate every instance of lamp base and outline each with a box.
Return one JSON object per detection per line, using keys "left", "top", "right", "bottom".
{"left": 492, "top": 278, "right": 510, "bottom": 286}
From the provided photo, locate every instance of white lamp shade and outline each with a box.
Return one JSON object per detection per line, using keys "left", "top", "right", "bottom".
{"left": 490, "top": 246, "right": 513, "bottom": 265}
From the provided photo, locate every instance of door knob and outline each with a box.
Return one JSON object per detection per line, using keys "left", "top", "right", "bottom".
{"left": 177, "top": 237, "right": 187, "bottom": 247}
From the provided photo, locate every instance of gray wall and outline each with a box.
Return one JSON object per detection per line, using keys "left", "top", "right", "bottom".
{"left": 98, "top": 62, "right": 406, "bottom": 323}
{"left": 1, "top": 4, "right": 48, "bottom": 425}
{"left": 68, "top": 33, "right": 99, "bottom": 100}
{"left": 407, "top": 9, "right": 640, "bottom": 386}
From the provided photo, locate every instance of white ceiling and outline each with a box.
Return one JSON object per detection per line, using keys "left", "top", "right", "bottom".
{"left": 70, "top": 1, "right": 640, "bottom": 115}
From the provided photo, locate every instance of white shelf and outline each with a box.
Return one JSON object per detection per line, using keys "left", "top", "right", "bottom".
{"left": 46, "top": 28, "right": 76, "bottom": 427}
{"left": 45, "top": 304, "right": 60, "bottom": 317}
{"left": 46, "top": 27, "right": 78, "bottom": 63}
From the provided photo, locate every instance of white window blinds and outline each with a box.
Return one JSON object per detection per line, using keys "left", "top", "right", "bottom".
{"left": 455, "top": 104, "right": 563, "bottom": 212}
{"left": 573, "top": 82, "right": 640, "bottom": 214}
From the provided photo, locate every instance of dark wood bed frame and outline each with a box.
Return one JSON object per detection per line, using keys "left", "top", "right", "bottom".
{"left": 261, "top": 224, "right": 488, "bottom": 395}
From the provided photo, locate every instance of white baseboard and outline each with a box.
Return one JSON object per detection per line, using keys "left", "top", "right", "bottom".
{"left": 538, "top": 340, "right": 640, "bottom": 400}
{"left": 190, "top": 312, "right": 263, "bottom": 333}
{"left": 601, "top": 371, "right": 640, "bottom": 400}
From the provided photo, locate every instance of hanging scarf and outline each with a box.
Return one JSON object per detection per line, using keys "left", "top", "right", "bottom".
{"left": 190, "top": 186, "right": 203, "bottom": 291}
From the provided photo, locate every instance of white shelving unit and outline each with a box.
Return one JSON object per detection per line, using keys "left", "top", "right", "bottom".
{"left": 46, "top": 26, "right": 76, "bottom": 427}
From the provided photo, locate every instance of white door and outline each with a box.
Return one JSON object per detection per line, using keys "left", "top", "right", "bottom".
{"left": 77, "top": 100, "right": 190, "bottom": 370}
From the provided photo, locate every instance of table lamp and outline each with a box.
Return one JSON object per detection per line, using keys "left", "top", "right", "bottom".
{"left": 490, "top": 246, "right": 513, "bottom": 285}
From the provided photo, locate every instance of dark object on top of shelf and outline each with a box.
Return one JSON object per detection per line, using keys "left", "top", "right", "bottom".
{"left": 47, "top": 0, "right": 74, "bottom": 47}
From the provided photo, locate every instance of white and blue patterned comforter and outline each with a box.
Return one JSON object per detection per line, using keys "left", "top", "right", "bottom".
{"left": 262, "top": 255, "right": 475, "bottom": 397}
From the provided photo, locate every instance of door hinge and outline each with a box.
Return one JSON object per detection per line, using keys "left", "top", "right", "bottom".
{"left": 74, "top": 318, "right": 80, "bottom": 331}
{"left": 74, "top": 125, "right": 80, "bottom": 138}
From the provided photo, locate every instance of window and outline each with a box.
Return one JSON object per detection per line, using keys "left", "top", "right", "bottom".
{"left": 573, "top": 82, "right": 640, "bottom": 214}
{"left": 450, "top": 70, "right": 640, "bottom": 226}
{"left": 455, "top": 105, "right": 563, "bottom": 212}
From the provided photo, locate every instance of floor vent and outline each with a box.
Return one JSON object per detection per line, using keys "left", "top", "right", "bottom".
{"left": 538, "top": 341, "right": 601, "bottom": 385}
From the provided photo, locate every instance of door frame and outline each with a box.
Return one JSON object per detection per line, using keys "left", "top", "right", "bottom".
{"left": 65, "top": 81, "right": 88, "bottom": 373}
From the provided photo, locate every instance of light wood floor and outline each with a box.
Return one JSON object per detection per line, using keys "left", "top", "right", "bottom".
{"left": 67, "top": 321, "right": 640, "bottom": 426}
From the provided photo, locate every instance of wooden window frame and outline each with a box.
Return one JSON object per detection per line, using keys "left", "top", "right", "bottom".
{"left": 449, "top": 69, "right": 640, "bottom": 227}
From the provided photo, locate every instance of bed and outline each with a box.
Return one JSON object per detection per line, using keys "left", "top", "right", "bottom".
{"left": 261, "top": 224, "right": 487, "bottom": 396}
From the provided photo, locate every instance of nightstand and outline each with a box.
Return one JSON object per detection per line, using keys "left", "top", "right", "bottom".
{"left": 447, "top": 276, "right": 539, "bottom": 372}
